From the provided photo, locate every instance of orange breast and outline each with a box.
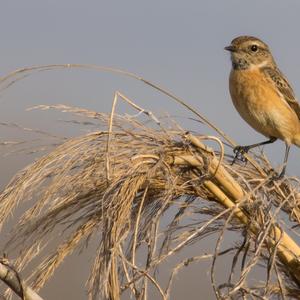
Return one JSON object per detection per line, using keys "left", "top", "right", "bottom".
{"left": 229, "top": 68, "right": 300, "bottom": 143}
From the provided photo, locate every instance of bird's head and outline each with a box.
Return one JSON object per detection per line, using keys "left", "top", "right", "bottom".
{"left": 225, "top": 36, "right": 275, "bottom": 70}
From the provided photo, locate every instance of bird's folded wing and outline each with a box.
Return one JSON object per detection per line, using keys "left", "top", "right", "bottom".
{"left": 262, "top": 67, "right": 300, "bottom": 120}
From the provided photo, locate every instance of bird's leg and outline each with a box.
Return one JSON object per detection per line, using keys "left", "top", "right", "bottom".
{"left": 271, "top": 143, "right": 290, "bottom": 180}
{"left": 232, "top": 137, "right": 277, "bottom": 164}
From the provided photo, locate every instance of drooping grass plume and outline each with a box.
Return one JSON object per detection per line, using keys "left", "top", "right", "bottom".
{"left": 0, "top": 66, "right": 300, "bottom": 299}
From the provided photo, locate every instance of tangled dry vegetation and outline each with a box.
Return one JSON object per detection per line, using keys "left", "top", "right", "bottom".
{"left": 0, "top": 66, "right": 300, "bottom": 299}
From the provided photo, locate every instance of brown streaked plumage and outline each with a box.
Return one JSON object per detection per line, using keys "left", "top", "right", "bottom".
{"left": 225, "top": 35, "right": 300, "bottom": 178}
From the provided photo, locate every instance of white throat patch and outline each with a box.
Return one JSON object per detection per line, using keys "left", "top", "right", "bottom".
{"left": 249, "top": 60, "right": 269, "bottom": 70}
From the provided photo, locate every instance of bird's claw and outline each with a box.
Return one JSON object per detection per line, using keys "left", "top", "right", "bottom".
{"left": 269, "top": 168, "right": 285, "bottom": 181}
{"left": 231, "top": 145, "right": 250, "bottom": 165}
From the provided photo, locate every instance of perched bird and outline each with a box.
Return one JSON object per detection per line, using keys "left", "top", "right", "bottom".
{"left": 225, "top": 36, "right": 300, "bottom": 178}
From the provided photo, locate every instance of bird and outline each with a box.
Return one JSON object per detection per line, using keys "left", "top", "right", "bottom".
{"left": 225, "top": 36, "right": 300, "bottom": 179}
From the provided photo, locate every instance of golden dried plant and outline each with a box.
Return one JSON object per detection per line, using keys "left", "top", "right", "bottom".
{"left": 0, "top": 66, "right": 299, "bottom": 299}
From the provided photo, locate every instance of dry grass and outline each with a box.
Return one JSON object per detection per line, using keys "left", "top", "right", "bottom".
{"left": 0, "top": 66, "right": 300, "bottom": 299}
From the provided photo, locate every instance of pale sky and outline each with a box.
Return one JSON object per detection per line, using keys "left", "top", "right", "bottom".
{"left": 1, "top": 1, "right": 300, "bottom": 175}
{"left": 1, "top": 1, "right": 300, "bottom": 299}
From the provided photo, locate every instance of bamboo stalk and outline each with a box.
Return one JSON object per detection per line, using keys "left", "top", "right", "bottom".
{"left": 173, "top": 134, "right": 300, "bottom": 286}
{"left": 185, "top": 133, "right": 244, "bottom": 200}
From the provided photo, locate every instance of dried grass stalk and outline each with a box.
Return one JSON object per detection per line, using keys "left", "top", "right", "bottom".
{"left": 0, "top": 260, "right": 43, "bottom": 300}
{"left": 0, "top": 65, "right": 300, "bottom": 299}
{"left": 0, "top": 109, "right": 299, "bottom": 299}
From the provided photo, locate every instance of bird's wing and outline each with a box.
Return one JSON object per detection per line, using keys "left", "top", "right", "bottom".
{"left": 262, "top": 67, "right": 300, "bottom": 120}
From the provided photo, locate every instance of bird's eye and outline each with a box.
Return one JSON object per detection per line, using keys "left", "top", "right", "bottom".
{"left": 250, "top": 45, "right": 258, "bottom": 52}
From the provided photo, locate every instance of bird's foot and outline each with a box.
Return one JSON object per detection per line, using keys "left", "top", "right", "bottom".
{"left": 269, "top": 168, "right": 285, "bottom": 181}
{"left": 231, "top": 145, "right": 250, "bottom": 165}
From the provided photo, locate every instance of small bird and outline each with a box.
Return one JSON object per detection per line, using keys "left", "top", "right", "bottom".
{"left": 225, "top": 36, "right": 300, "bottom": 178}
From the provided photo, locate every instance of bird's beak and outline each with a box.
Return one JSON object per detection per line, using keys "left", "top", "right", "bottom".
{"left": 224, "top": 45, "right": 236, "bottom": 52}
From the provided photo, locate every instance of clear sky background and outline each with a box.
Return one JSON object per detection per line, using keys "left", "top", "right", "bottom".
{"left": 1, "top": 1, "right": 300, "bottom": 299}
